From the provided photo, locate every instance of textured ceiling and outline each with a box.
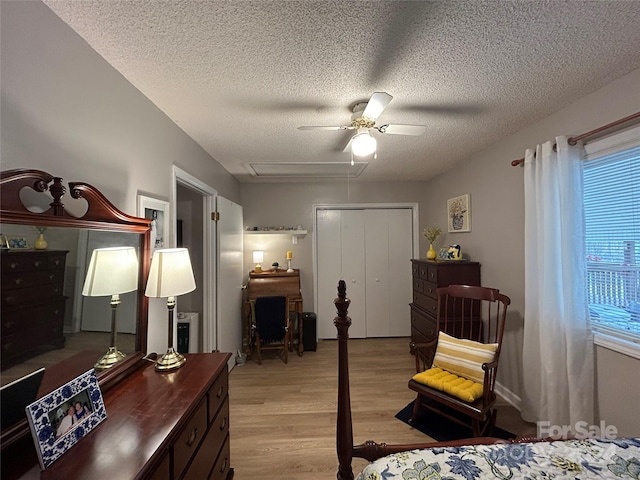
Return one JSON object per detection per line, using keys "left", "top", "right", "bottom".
{"left": 42, "top": 0, "right": 640, "bottom": 183}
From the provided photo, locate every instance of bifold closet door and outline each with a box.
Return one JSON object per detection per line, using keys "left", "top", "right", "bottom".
{"left": 316, "top": 209, "right": 366, "bottom": 339}
{"left": 316, "top": 207, "right": 412, "bottom": 339}
{"left": 364, "top": 209, "right": 412, "bottom": 337}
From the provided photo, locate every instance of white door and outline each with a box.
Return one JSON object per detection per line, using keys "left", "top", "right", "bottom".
{"left": 216, "top": 196, "right": 244, "bottom": 370}
{"left": 316, "top": 206, "right": 414, "bottom": 339}
{"left": 316, "top": 209, "right": 366, "bottom": 339}
{"left": 364, "top": 209, "right": 412, "bottom": 337}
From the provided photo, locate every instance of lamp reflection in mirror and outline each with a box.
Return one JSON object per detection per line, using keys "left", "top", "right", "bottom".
{"left": 351, "top": 128, "right": 377, "bottom": 156}
{"left": 253, "top": 250, "right": 264, "bottom": 272}
{"left": 145, "top": 248, "right": 196, "bottom": 371}
{"left": 82, "top": 247, "right": 139, "bottom": 370}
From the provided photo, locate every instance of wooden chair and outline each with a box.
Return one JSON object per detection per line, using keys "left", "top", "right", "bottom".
{"left": 252, "top": 296, "right": 291, "bottom": 364}
{"left": 408, "top": 284, "right": 510, "bottom": 437}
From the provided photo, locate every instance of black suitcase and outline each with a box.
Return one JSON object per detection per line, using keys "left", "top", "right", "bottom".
{"left": 302, "top": 312, "right": 317, "bottom": 351}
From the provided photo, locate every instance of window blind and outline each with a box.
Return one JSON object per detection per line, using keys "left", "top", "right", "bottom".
{"left": 583, "top": 127, "right": 640, "bottom": 342}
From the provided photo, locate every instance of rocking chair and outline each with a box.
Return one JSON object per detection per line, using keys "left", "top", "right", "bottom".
{"left": 408, "top": 284, "right": 510, "bottom": 437}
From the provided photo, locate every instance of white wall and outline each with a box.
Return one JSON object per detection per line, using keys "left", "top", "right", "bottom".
{"left": 1, "top": 1, "right": 241, "bottom": 355}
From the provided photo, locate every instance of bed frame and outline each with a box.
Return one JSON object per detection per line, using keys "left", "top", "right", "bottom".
{"left": 333, "top": 280, "right": 527, "bottom": 480}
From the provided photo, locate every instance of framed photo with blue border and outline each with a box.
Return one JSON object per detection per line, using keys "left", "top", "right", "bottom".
{"left": 25, "top": 369, "right": 107, "bottom": 469}
{"left": 6, "top": 236, "right": 29, "bottom": 249}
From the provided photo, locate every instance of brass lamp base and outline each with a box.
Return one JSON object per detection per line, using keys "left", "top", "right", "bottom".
{"left": 94, "top": 347, "right": 126, "bottom": 370}
{"left": 155, "top": 348, "right": 187, "bottom": 371}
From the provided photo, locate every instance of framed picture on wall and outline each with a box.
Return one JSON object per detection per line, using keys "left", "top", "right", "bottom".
{"left": 447, "top": 194, "right": 471, "bottom": 233}
{"left": 137, "top": 194, "right": 170, "bottom": 254}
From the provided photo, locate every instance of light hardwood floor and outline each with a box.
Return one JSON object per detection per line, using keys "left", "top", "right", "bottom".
{"left": 228, "top": 337, "right": 535, "bottom": 479}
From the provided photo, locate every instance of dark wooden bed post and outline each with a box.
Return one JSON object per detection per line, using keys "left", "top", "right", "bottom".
{"left": 334, "top": 280, "right": 354, "bottom": 480}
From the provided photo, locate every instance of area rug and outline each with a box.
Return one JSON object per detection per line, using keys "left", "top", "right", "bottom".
{"left": 395, "top": 402, "right": 516, "bottom": 442}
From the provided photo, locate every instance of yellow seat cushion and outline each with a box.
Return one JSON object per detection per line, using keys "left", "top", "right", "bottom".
{"left": 412, "top": 368, "right": 484, "bottom": 402}
{"left": 432, "top": 331, "right": 498, "bottom": 384}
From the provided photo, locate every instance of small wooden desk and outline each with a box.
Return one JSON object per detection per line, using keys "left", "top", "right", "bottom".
{"left": 243, "top": 269, "right": 304, "bottom": 357}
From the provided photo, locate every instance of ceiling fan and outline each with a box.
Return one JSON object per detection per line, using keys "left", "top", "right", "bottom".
{"left": 298, "top": 92, "right": 427, "bottom": 157}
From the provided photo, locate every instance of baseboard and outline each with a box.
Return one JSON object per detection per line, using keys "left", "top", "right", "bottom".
{"left": 495, "top": 381, "right": 521, "bottom": 410}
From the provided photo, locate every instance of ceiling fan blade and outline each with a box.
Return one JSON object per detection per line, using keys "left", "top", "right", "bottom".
{"left": 343, "top": 136, "right": 354, "bottom": 153}
{"left": 378, "top": 124, "right": 427, "bottom": 136}
{"left": 298, "top": 125, "right": 351, "bottom": 131}
{"left": 362, "top": 92, "right": 393, "bottom": 120}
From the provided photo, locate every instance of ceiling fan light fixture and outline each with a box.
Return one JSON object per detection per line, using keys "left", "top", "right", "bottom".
{"left": 351, "top": 130, "right": 376, "bottom": 156}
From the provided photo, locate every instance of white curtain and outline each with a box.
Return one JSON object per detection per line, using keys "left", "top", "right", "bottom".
{"left": 521, "top": 136, "right": 594, "bottom": 428}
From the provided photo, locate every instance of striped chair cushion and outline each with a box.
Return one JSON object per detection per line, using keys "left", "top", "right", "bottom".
{"left": 432, "top": 331, "right": 498, "bottom": 384}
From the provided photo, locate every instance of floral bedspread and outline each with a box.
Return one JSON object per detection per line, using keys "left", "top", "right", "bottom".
{"left": 356, "top": 438, "right": 640, "bottom": 479}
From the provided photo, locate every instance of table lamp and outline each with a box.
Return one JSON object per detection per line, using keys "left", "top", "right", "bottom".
{"left": 253, "top": 250, "right": 264, "bottom": 272}
{"left": 286, "top": 250, "right": 294, "bottom": 272}
{"left": 82, "top": 246, "right": 139, "bottom": 370}
{"left": 145, "top": 248, "right": 196, "bottom": 371}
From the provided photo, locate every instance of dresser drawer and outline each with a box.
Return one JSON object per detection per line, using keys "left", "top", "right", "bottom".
{"left": 412, "top": 292, "right": 437, "bottom": 318}
{"left": 147, "top": 451, "right": 170, "bottom": 480}
{"left": 1, "top": 251, "right": 67, "bottom": 273}
{"left": 173, "top": 398, "right": 208, "bottom": 479}
{"left": 1, "top": 297, "right": 66, "bottom": 335}
{"left": 182, "top": 400, "right": 229, "bottom": 480}
{"left": 418, "top": 263, "right": 429, "bottom": 281}
{"left": 1, "top": 268, "right": 65, "bottom": 291}
{"left": 423, "top": 281, "right": 437, "bottom": 299}
{"left": 208, "top": 368, "right": 228, "bottom": 422}
{"left": 2, "top": 282, "right": 65, "bottom": 307}
{"left": 412, "top": 277, "right": 424, "bottom": 295}
{"left": 410, "top": 305, "right": 436, "bottom": 339}
{"left": 413, "top": 290, "right": 437, "bottom": 314}
{"left": 411, "top": 262, "right": 419, "bottom": 278}
{"left": 209, "top": 436, "right": 231, "bottom": 480}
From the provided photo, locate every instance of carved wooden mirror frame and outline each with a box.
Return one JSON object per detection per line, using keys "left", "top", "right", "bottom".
{"left": 0, "top": 169, "right": 151, "bottom": 448}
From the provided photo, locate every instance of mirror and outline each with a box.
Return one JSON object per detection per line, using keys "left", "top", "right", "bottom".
{"left": 0, "top": 169, "right": 151, "bottom": 440}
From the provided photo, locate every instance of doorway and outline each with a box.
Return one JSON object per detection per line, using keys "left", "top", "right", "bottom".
{"left": 172, "top": 166, "right": 216, "bottom": 354}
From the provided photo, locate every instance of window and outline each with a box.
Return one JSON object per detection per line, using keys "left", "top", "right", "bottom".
{"left": 583, "top": 125, "right": 640, "bottom": 350}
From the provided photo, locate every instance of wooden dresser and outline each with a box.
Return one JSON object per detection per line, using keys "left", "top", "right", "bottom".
{"left": 410, "top": 259, "right": 481, "bottom": 349}
{"left": 6, "top": 353, "right": 233, "bottom": 480}
{"left": 1, "top": 250, "right": 68, "bottom": 370}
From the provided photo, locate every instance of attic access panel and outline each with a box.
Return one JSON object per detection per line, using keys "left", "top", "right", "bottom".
{"left": 248, "top": 162, "right": 368, "bottom": 178}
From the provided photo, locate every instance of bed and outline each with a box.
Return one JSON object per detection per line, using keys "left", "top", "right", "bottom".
{"left": 332, "top": 280, "right": 640, "bottom": 480}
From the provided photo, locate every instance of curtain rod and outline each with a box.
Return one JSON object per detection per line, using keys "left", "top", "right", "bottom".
{"left": 510, "top": 111, "right": 640, "bottom": 167}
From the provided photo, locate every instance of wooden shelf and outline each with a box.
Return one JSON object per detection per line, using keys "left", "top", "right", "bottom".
{"left": 244, "top": 229, "right": 307, "bottom": 235}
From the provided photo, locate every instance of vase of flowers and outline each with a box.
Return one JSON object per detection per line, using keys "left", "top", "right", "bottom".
{"left": 423, "top": 226, "right": 442, "bottom": 260}
{"left": 34, "top": 226, "right": 48, "bottom": 250}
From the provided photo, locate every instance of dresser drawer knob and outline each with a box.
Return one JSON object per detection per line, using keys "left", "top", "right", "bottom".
{"left": 220, "top": 457, "right": 228, "bottom": 473}
{"left": 217, "top": 386, "right": 224, "bottom": 398}
{"left": 219, "top": 416, "right": 227, "bottom": 431}
{"left": 186, "top": 427, "right": 198, "bottom": 447}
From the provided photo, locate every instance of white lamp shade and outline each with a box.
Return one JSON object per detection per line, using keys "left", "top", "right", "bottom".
{"left": 253, "top": 250, "right": 264, "bottom": 264}
{"left": 351, "top": 130, "right": 377, "bottom": 156}
{"left": 145, "top": 248, "right": 196, "bottom": 298}
{"left": 82, "top": 247, "right": 139, "bottom": 296}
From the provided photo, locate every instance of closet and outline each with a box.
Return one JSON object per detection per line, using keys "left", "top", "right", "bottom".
{"left": 315, "top": 206, "right": 415, "bottom": 339}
